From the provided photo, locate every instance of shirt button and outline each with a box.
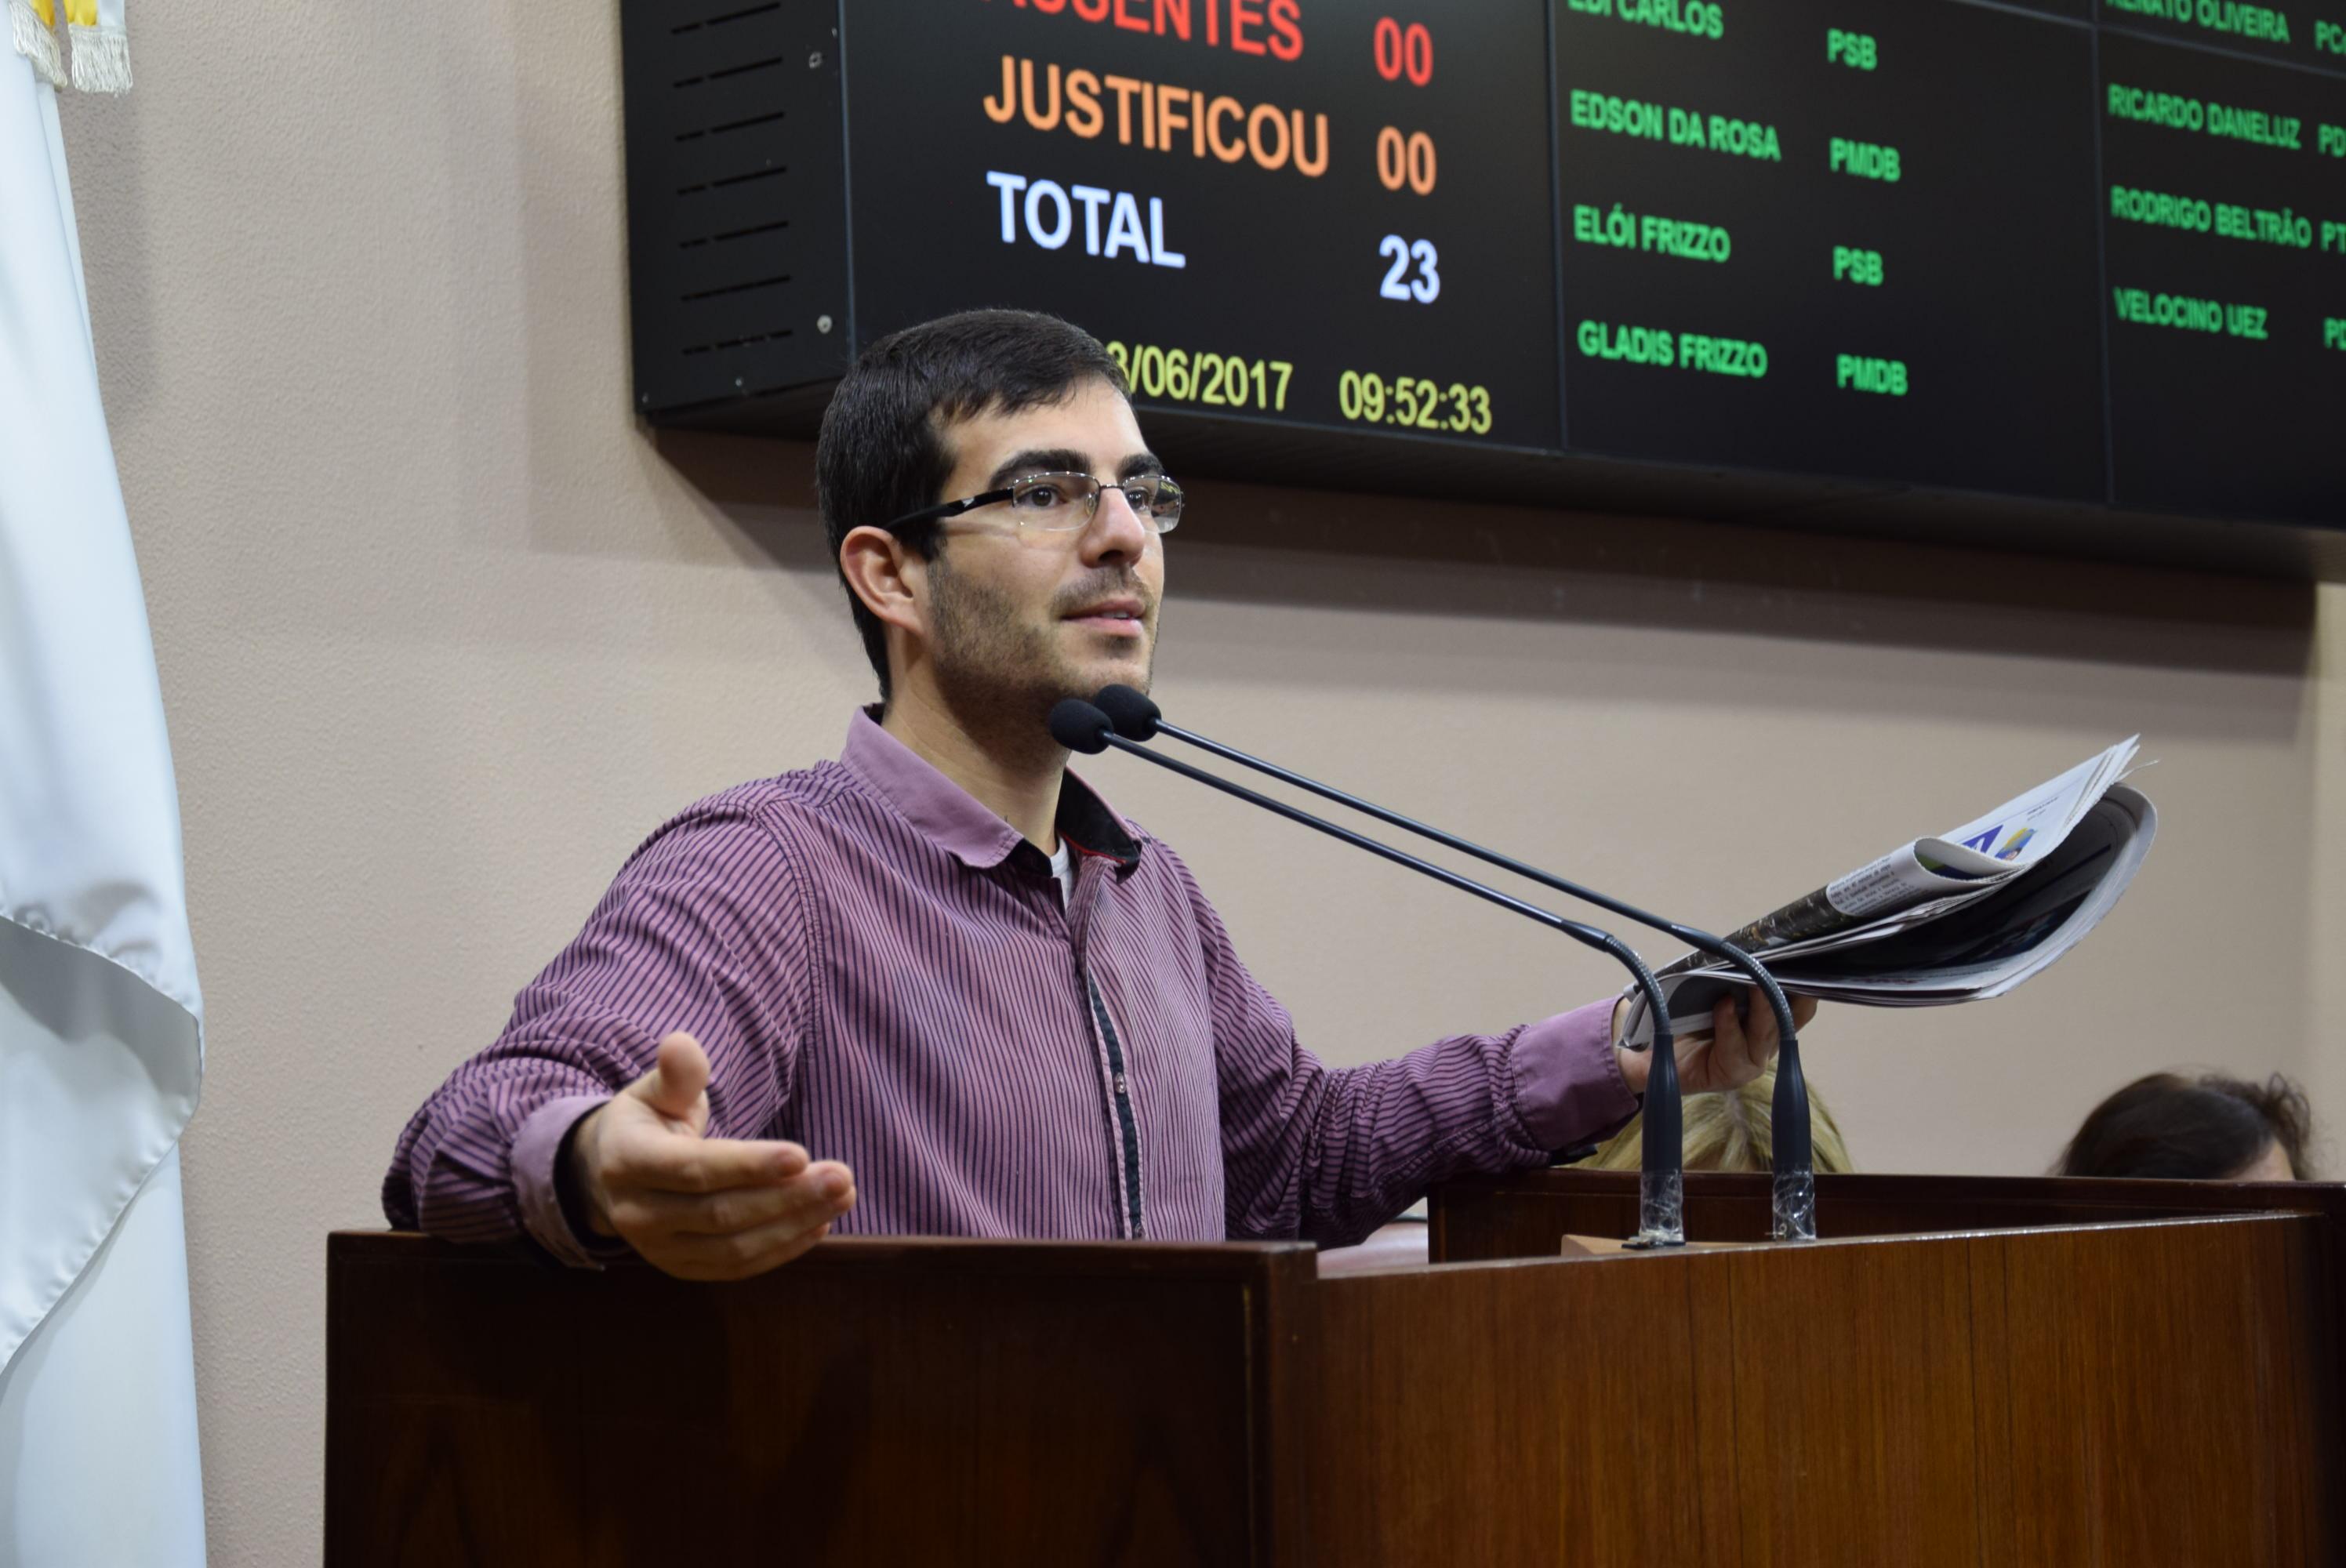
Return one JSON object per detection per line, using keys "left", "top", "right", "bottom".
{"left": 1113, "top": 1073, "right": 1128, "bottom": 1094}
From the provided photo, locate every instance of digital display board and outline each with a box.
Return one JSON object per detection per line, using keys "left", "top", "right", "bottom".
{"left": 620, "top": 0, "right": 2346, "bottom": 535}
{"left": 2101, "top": 26, "right": 2346, "bottom": 520}
{"left": 1552, "top": 0, "right": 2108, "bottom": 499}
{"left": 844, "top": 0, "right": 1566, "bottom": 452}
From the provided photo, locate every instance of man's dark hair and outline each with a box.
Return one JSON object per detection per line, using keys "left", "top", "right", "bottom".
{"left": 815, "top": 309, "right": 1130, "bottom": 704}
{"left": 2057, "top": 1070, "right": 2317, "bottom": 1181}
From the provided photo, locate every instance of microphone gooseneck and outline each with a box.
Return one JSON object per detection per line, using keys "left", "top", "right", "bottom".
{"left": 1049, "top": 699, "right": 1689, "bottom": 1247}
{"left": 1091, "top": 684, "right": 1817, "bottom": 1243}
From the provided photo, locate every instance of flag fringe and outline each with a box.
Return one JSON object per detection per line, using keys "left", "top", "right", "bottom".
{"left": 66, "top": 20, "right": 126, "bottom": 93}
{"left": 9, "top": 0, "right": 65, "bottom": 87}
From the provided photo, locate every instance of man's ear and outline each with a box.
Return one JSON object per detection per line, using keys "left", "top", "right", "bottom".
{"left": 838, "top": 525, "right": 929, "bottom": 639}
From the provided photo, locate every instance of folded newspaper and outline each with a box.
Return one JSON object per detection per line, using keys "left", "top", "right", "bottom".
{"left": 1619, "top": 738, "right": 2155, "bottom": 1048}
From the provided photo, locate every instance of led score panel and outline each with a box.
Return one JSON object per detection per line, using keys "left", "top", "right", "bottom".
{"left": 2101, "top": 24, "right": 2346, "bottom": 521}
{"left": 841, "top": 0, "right": 1563, "bottom": 452}
{"left": 619, "top": 0, "right": 2346, "bottom": 539}
{"left": 1554, "top": 0, "right": 2110, "bottom": 502}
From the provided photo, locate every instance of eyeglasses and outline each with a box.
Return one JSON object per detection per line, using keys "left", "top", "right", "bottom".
{"left": 886, "top": 471, "right": 1184, "bottom": 536}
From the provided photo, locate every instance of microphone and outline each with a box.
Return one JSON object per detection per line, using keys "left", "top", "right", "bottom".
{"left": 1089, "top": 684, "right": 1818, "bottom": 1243}
{"left": 1048, "top": 699, "right": 1690, "bottom": 1247}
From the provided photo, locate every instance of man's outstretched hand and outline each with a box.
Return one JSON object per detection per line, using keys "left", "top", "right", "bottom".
{"left": 568, "top": 1032, "right": 855, "bottom": 1280}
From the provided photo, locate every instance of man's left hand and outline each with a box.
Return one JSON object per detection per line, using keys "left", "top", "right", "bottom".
{"left": 1613, "top": 991, "right": 1820, "bottom": 1096}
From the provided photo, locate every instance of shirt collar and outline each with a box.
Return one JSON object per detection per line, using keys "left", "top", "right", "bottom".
{"left": 839, "top": 707, "right": 1143, "bottom": 872}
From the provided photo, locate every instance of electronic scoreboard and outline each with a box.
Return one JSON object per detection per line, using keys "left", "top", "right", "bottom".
{"left": 620, "top": 0, "right": 2346, "bottom": 539}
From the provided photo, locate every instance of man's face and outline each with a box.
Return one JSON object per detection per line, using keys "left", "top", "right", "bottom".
{"left": 918, "top": 377, "right": 1165, "bottom": 726}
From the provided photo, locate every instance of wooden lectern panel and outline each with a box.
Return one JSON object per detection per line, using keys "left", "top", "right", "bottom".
{"left": 327, "top": 1236, "right": 1318, "bottom": 1567}
{"left": 1714, "top": 1233, "right": 1983, "bottom": 1568}
{"left": 332, "top": 1197, "right": 2337, "bottom": 1566}
{"left": 1310, "top": 1247, "right": 1722, "bottom": 1566}
{"left": 1432, "top": 1165, "right": 2346, "bottom": 1522}
{"left": 1979, "top": 1217, "right": 2327, "bottom": 1566}
{"left": 1313, "top": 1213, "right": 2332, "bottom": 1568}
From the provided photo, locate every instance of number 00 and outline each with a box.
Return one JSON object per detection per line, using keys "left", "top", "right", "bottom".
{"left": 1372, "top": 18, "right": 1434, "bottom": 85}
{"left": 1375, "top": 127, "right": 1437, "bottom": 195}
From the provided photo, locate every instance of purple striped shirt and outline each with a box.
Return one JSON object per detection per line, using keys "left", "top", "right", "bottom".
{"left": 383, "top": 711, "right": 1636, "bottom": 1266}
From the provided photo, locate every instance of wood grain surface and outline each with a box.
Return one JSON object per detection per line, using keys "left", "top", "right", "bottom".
{"left": 327, "top": 1236, "right": 1316, "bottom": 1567}
{"left": 1429, "top": 1171, "right": 2342, "bottom": 1566}
{"left": 329, "top": 1191, "right": 2338, "bottom": 1566}
{"left": 1317, "top": 1213, "right": 2333, "bottom": 1567}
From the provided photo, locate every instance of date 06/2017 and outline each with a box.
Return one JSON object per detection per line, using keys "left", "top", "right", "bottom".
{"left": 1106, "top": 341, "right": 1294, "bottom": 412}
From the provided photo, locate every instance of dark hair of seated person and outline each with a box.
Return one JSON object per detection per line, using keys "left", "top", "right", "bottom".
{"left": 2057, "top": 1072, "right": 2315, "bottom": 1181}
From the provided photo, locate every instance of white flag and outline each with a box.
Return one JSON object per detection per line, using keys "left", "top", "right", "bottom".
{"left": 0, "top": 42, "right": 205, "bottom": 1568}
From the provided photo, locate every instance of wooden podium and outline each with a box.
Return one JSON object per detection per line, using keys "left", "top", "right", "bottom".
{"left": 328, "top": 1174, "right": 2341, "bottom": 1566}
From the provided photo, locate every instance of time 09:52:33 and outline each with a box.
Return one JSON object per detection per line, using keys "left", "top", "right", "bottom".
{"left": 1338, "top": 371, "right": 1493, "bottom": 434}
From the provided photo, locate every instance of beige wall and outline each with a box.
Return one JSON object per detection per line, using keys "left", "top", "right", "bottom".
{"left": 56, "top": 7, "right": 2344, "bottom": 1564}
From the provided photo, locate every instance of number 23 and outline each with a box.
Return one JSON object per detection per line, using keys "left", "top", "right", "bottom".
{"left": 1378, "top": 235, "right": 1440, "bottom": 303}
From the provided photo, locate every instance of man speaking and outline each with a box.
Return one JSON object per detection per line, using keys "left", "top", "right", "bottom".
{"left": 383, "top": 309, "right": 1801, "bottom": 1278}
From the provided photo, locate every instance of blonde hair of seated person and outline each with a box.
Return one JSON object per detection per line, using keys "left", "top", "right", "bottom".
{"left": 1578, "top": 1065, "right": 1854, "bottom": 1174}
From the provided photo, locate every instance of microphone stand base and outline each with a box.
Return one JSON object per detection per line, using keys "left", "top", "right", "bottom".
{"left": 1632, "top": 1168, "right": 1686, "bottom": 1250}
{"left": 1770, "top": 1170, "right": 1818, "bottom": 1242}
